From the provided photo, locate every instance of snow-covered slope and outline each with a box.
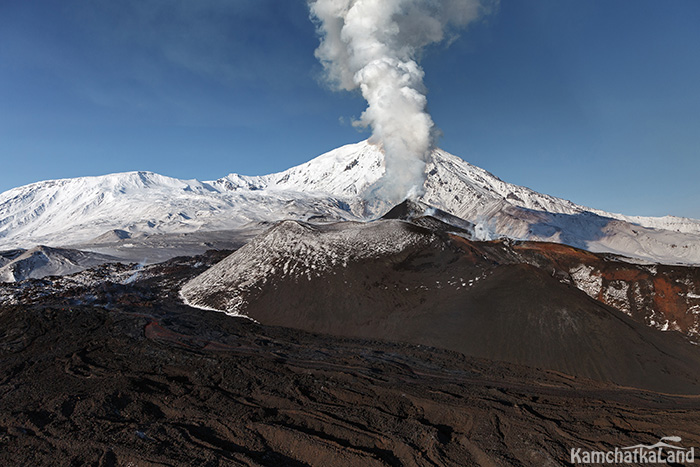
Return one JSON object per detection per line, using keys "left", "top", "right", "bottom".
{"left": 211, "top": 141, "right": 700, "bottom": 231}
{"left": 1, "top": 140, "right": 699, "bottom": 264}
{"left": 0, "top": 171, "right": 356, "bottom": 250}
{"left": 212, "top": 142, "right": 383, "bottom": 201}
{"left": 420, "top": 150, "right": 700, "bottom": 264}
{"left": 0, "top": 246, "right": 119, "bottom": 282}
{"left": 211, "top": 141, "right": 700, "bottom": 264}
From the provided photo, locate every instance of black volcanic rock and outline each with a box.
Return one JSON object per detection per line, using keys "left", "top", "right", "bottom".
{"left": 182, "top": 219, "right": 700, "bottom": 394}
{"left": 381, "top": 199, "right": 475, "bottom": 235}
{"left": 380, "top": 198, "right": 426, "bottom": 220}
{"left": 2, "top": 256, "right": 700, "bottom": 466}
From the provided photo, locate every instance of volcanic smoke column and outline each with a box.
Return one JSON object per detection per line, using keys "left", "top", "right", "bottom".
{"left": 308, "top": 0, "right": 494, "bottom": 204}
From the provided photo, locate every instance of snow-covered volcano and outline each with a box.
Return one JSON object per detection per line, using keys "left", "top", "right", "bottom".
{"left": 2, "top": 140, "right": 700, "bottom": 264}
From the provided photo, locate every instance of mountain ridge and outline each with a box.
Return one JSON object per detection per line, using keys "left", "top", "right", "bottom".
{"left": 2, "top": 140, "right": 699, "bottom": 264}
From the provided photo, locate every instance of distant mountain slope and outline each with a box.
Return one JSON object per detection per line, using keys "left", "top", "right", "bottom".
{"left": 214, "top": 140, "right": 700, "bottom": 233}
{"left": 0, "top": 171, "right": 356, "bottom": 250}
{"left": 2, "top": 140, "right": 700, "bottom": 264}
{"left": 0, "top": 246, "right": 119, "bottom": 282}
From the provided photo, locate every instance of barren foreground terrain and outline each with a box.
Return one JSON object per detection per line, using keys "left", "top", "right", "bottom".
{"left": 1, "top": 252, "right": 700, "bottom": 466}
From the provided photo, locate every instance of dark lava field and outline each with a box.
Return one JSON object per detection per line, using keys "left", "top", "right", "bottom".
{"left": 2, "top": 250, "right": 700, "bottom": 466}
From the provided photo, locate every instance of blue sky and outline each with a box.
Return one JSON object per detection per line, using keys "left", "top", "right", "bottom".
{"left": 1, "top": 0, "right": 699, "bottom": 218}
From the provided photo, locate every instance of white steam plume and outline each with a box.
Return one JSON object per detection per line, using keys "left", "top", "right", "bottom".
{"left": 309, "top": 0, "right": 495, "bottom": 205}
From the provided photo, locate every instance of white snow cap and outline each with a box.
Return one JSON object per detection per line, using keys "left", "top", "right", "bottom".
{"left": 308, "top": 0, "right": 495, "bottom": 204}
